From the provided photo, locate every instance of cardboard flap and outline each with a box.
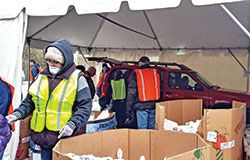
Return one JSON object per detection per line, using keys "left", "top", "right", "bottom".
{"left": 102, "top": 129, "right": 129, "bottom": 158}
{"left": 155, "top": 103, "right": 166, "bottom": 130}
{"left": 156, "top": 99, "right": 202, "bottom": 130}
{"left": 151, "top": 130, "right": 198, "bottom": 159}
{"left": 182, "top": 100, "right": 202, "bottom": 124}
{"left": 53, "top": 131, "right": 103, "bottom": 160}
{"left": 232, "top": 101, "right": 246, "bottom": 109}
{"left": 164, "top": 99, "right": 202, "bottom": 125}
{"left": 129, "top": 130, "right": 150, "bottom": 160}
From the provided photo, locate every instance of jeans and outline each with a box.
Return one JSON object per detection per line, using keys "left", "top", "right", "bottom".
{"left": 136, "top": 109, "right": 155, "bottom": 129}
{"left": 41, "top": 148, "right": 52, "bottom": 160}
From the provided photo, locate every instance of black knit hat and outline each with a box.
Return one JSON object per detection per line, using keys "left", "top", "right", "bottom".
{"left": 30, "top": 59, "right": 36, "bottom": 64}
{"left": 139, "top": 56, "right": 150, "bottom": 64}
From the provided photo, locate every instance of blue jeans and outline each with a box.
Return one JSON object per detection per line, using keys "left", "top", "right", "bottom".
{"left": 136, "top": 109, "right": 155, "bottom": 129}
{"left": 41, "top": 148, "right": 52, "bottom": 160}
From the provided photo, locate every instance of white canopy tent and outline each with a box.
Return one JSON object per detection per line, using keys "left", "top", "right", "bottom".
{"left": 0, "top": 0, "right": 249, "bottom": 159}
{"left": 25, "top": 0, "right": 250, "bottom": 50}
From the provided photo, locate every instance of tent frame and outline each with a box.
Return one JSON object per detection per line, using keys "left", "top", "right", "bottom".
{"left": 26, "top": 4, "right": 250, "bottom": 91}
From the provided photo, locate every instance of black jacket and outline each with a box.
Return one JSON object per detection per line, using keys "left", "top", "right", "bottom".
{"left": 126, "top": 64, "right": 157, "bottom": 115}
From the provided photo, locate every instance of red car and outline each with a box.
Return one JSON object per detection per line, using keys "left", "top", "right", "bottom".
{"left": 87, "top": 57, "right": 250, "bottom": 125}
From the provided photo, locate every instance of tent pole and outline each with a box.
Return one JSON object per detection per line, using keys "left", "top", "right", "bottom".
{"left": 28, "top": 38, "right": 250, "bottom": 51}
{"left": 29, "top": 8, "right": 74, "bottom": 38}
{"left": 29, "top": 16, "right": 65, "bottom": 38}
{"left": 89, "top": 14, "right": 108, "bottom": 48}
{"left": 220, "top": 4, "right": 250, "bottom": 39}
{"left": 27, "top": 38, "right": 31, "bottom": 90}
{"left": 78, "top": 47, "right": 88, "bottom": 62}
{"left": 95, "top": 14, "right": 155, "bottom": 39}
{"left": 227, "top": 48, "right": 249, "bottom": 92}
{"left": 228, "top": 48, "right": 246, "bottom": 71}
{"left": 143, "top": 11, "right": 162, "bottom": 50}
{"left": 247, "top": 50, "right": 250, "bottom": 92}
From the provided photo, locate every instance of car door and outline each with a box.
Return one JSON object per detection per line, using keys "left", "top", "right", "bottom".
{"left": 162, "top": 70, "right": 211, "bottom": 108}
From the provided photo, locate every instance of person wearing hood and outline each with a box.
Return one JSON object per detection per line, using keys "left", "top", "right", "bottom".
{"left": 6, "top": 40, "right": 92, "bottom": 160}
{"left": 125, "top": 56, "right": 160, "bottom": 129}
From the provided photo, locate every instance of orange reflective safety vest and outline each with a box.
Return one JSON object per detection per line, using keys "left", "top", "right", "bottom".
{"left": 0, "top": 77, "right": 15, "bottom": 131}
{"left": 96, "top": 72, "right": 106, "bottom": 96}
{"left": 96, "top": 72, "right": 104, "bottom": 88}
{"left": 135, "top": 68, "right": 160, "bottom": 102}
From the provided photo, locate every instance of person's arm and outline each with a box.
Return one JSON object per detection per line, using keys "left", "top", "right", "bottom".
{"left": 126, "top": 72, "right": 137, "bottom": 115}
{"left": 13, "top": 94, "right": 35, "bottom": 120}
{"left": 68, "top": 76, "right": 92, "bottom": 130}
{"left": 0, "top": 81, "right": 12, "bottom": 116}
{"left": 88, "top": 78, "right": 96, "bottom": 99}
{"left": 105, "top": 84, "right": 112, "bottom": 106}
{"left": 32, "top": 66, "right": 39, "bottom": 79}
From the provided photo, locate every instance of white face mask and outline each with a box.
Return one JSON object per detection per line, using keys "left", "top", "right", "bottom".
{"left": 49, "top": 66, "right": 61, "bottom": 75}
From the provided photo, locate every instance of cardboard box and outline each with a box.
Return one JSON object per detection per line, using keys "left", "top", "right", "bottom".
{"left": 53, "top": 129, "right": 211, "bottom": 160}
{"left": 86, "top": 111, "right": 115, "bottom": 133}
{"left": 155, "top": 99, "right": 203, "bottom": 130}
{"left": 155, "top": 99, "right": 246, "bottom": 160}
{"left": 202, "top": 101, "right": 246, "bottom": 160}
{"left": 16, "top": 115, "right": 32, "bottom": 160}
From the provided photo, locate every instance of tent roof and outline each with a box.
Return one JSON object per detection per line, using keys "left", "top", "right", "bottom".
{"left": 3, "top": 0, "right": 250, "bottom": 51}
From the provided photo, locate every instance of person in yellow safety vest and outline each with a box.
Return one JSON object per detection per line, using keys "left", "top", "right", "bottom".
{"left": 125, "top": 56, "right": 160, "bottom": 129}
{"left": 105, "top": 70, "right": 127, "bottom": 128}
{"left": 6, "top": 40, "right": 92, "bottom": 160}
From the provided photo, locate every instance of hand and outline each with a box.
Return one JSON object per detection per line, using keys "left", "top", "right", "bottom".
{"left": 58, "top": 125, "right": 74, "bottom": 139}
{"left": 106, "top": 104, "right": 114, "bottom": 113}
{"left": 124, "top": 113, "right": 134, "bottom": 124}
{"left": 6, "top": 114, "right": 18, "bottom": 124}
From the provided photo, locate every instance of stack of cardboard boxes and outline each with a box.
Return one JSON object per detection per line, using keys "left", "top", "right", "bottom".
{"left": 53, "top": 129, "right": 212, "bottom": 160}
{"left": 17, "top": 99, "right": 246, "bottom": 160}
{"left": 155, "top": 99, "right": 246, "bottom": 160}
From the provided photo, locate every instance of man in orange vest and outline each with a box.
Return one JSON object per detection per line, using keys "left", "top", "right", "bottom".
{"left": 125, "top": 56, "right": 160, "bottom": 129}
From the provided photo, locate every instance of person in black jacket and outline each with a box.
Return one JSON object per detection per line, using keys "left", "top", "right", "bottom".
{"left": 106, "top": 70, "right": 127, "bottom": 128}
{"left": 76, "top": 65, "right": 96, "bottom": 99}
{"left": 125, "top": 56, "right": 160, "bottom": 129}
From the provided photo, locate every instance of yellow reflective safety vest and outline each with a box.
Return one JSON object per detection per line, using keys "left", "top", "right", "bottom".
{"left": 28, "top": 69, "right": 80, "bottom": 132}
{"left": 110, "top": 79, "right": 126, "bottom": 100}
{"left": 135, "top": 68, "right": 160, "bottom": 102}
